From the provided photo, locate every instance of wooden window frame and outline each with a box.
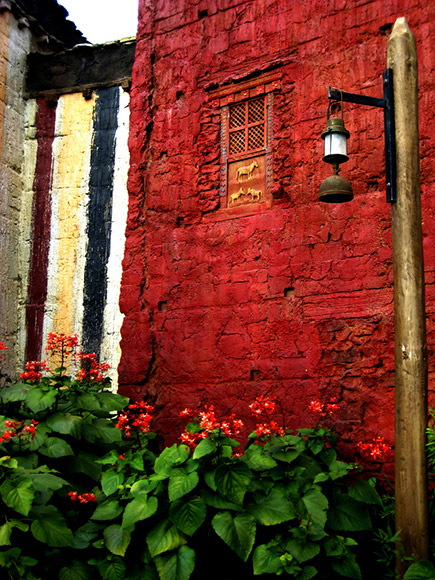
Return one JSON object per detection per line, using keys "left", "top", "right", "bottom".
{"left": 228, "top": 96, "right": 267, "bottom": 159}
{"left": 207, "top": 71, "right": 281, "bottom": 217}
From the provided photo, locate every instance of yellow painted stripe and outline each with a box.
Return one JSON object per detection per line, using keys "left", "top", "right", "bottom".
{"left": 52, "top": 92, "right": 96, "bottom": 337}
{"left": 0, "top": 10, "right": 10, "bottom": 160}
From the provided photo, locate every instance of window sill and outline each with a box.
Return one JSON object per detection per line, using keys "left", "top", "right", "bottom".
{"left": 201, "top": 199, "right": 273, "bottom": 223}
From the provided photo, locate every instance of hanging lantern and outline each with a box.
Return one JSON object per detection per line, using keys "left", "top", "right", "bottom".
{"left": 319, "top": 94, "right": 353, "bottom": 203}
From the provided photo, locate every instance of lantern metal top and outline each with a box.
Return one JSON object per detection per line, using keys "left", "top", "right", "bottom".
{"left": 321, "top": 117, "right": 350, "bottom": 141}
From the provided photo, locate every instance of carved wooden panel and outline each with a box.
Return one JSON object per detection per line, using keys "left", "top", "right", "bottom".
{"left": 227, "top": 154, "right": 266, "bottom": 207}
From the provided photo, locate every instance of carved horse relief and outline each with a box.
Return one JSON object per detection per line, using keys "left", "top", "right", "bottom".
{"left": 227, "top": 155, "right": 266, "bottom": 208}
{"left": 236, "top": 160, "right": 259, "bottom": 182}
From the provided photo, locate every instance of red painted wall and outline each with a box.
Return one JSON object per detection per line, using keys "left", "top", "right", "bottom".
{"left": 119, "top": 0, "right": 435, "bottom": 469}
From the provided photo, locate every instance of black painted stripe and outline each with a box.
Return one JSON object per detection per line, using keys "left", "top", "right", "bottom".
{"left": 82, "top": 87, "right": 120, "bottom": 357}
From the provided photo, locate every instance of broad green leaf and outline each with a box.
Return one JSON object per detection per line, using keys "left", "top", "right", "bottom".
{"left": 203, "top": 470, "right": 216, "bottom": 491}
{"left": 302, "top": 488, "right": 328, "bottom": 527}
{"left": 325, "top": 535, "right": 346, "bottom": 557}
{"left": 102, "top": 471, "right": 124, "bottom": 496}
{"left": 147, "top": 519, "right": 186, "bottom": 557}
{"left": 9, "top": 518, "right": 29, "bottom": 532}
{"left": 97, "top": 449, "right": 119, "bottom": 466}
{"left": 201, "top": 489, "right": 240, "bottom": 510}
{"left": 314, "top": 473, "right": 329, "bottom": 483}
{"left": 298, "top": 455, "right": 323, "bottom": 478}
{"left": 39, "top": 437, "right": 74, "bottom": 458}
{"left": 298, "top": 566, "right": 318, "bottom": 580}
{"left": 243, "top": 445, "right": 277, "bottom": 471}
{"left": 328, "top": 493, "right": 371, "bottom": 531}
{"left": 247, "top": 488, "right": 295, "bottom": 525}
{"left": 169, "top": 468, "right": 199, "bottom": 502}
{"left": 169, "top": 497, "right": 206, "bottom": 536}
{"left": 328, "top": 459, "right": 351, "bottom": 480}
{"left": 131, "top": 478, "right": 158, "bottom": 497}
{"left": 95, "top": 392, "right": 129, "bottom": 412}
{"left": 154, "top": 545, "right": 195, "bottom": 580}
{"left": 211, "top": 511, "right": 256, "bottom": 561}
{"left": 331, "top": 553, "right": 362, "bottom": 580}
{"left": 0, "top": 383, "right": 31, "bottom": 402}
{"left": 0, "top": 456, "right": 18, "bottom": 469}
{"left": 91, "top": 500, "right": 123, "bottom": 521}
{"left": 130, "top": 453, "right": 145, "bottom": 471}
{"left": 154, "top": 445, "right": 190, "bottom": 476}
{"left": 76, "top": 393, "right": 101, "bottom": 411}
{"left": 98, "top": 557, "right": 126, "bottom": 580}
{"left": 348, "top": 479, "right": 382, "bottom": 505}
{"left": 403, "top": 561, "right": 435, "bottom": 580}
{"left": 272, "top": 448, "right": 300, "bottom": 463}
{"left": 104, "top": 524, "right": 131, "bottom": 556}
{"left": 46, "top": 413, "right": 83, "bottom": 437}
{"left": 214, "top": 462, "right": 252, "bottom": 505}
{"left": 27, "top": 422, "right": 51, "bottom": 450}
{"left": 192, "top": 437, "right": 216, "bottom": 460}
{"left": 286, "top": 539, "right": 320, "bottom": 563}
{"left": 25, "top": 472, "right": 68, "bottom": 492}
{"left": 307, "top": 436, "right": 325, "bottom": 455}
{"left": 83, "top": 418, "right": 122, "bottom": 444}
{"left": 122, "top": 495, "right": 158, "bottom": 528}
{"left": 31, "top": 505, "right": 74, "bottom": 547}
{"left": 130, "top": 565, "right": 159, "bottom": 580}
{"left": 0, "top": 523, "right": 11, "bottom": 546}
{"left": 59, "top": 561, "right": 92, "bottom": 580}
{"left": 73, "top": 522, "right": 100, "bottom": 549}
{"left": 25, "top": 387, "right": 58, "bottom": 413}
{"left": 0, "top": 477, "right": 34, "bottom": 516}
{"left": 252, "top": 544, "right": 283, "bottom": 575}
{"left": 68, "top": 451, "right": 102, "bottom": 481}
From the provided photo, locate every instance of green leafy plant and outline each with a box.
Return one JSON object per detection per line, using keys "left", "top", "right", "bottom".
{"left": 0, "top": 335, "right": 421, "bottom": 580}
{"left": 0, "top": 333, "right": 136, "bottom": 579}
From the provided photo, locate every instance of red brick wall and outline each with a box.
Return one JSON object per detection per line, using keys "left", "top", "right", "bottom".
{"left": 119, "top": 0, "right": 435, "bottom": 466}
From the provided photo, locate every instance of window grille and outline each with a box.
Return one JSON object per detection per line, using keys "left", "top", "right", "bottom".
{"left": 228, "top": 97, "right": 266, "bottom": 157}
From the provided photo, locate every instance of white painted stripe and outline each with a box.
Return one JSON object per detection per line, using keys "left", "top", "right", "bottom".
{"left": 101, "top": 87, "right": 130, "bottom": 391}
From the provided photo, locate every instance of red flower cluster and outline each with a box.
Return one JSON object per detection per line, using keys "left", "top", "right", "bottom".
{"left": 76, "top": 352, "right": 110, "bottom": 383}
{"left": 357, "top": 436, "right": 390, "bottom": 461}
{"left": 249, "top": 395, "right": 276, "bottom": 416}
{"left": 179, "top": 405, "right": 244, "bottom": 448}
{"left": 0, "top": 341, "right": 7, "bottom": 360}
{"left": 68, "top": 491, "right": 96, "bottom": 503}
{"left": 309, "top": 398, "right": 338, "bottom": 417}
{"left": 0, "top": 419, "right": 38, "bottom": 443}
{"left": 249, "top": 395, "right": 284, "bottom": 439}
{"left": 20, "top": 360, "right": 48, "bottom": 383}
{"left": 116, "top": 401, "right": 154, "bottom": 437}
{"left": 45, "top": 332, "right": 78, "bottom": 356}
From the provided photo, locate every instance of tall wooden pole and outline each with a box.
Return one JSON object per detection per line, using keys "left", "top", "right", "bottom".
{"left": 387, "top": 18, "right": 428, "bottom": 574}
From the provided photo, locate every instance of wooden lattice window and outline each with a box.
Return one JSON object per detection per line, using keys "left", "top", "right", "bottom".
{"left": 209, "top": 71, "right": 281, "bottom": 211}
{"left": 228, "top": 97, "right": 267, "bottom": 158}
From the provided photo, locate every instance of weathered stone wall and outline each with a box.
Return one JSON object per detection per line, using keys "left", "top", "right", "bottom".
{"left": 0, "top": 8, "right": 34, "bottom": 374}
{"left": 119, "top": 0, "right": 435, "bottom": 465}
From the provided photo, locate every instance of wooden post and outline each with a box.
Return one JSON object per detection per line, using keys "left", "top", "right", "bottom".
{"left": 387, "top": 18, "right": 428, "bottom": 574}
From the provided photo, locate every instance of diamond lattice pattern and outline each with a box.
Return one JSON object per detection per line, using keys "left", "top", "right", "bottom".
{"left": 229, "top": 103, "right": 245, "bottom": 128}
{"left": 248, "top": 125, "right": 264, "bottom": 150}
{"left": 248, "top": 98, "right": 264, "bottom": 124}
{"left": 229, "top": 130, "right": 245, "bottom": 155}
{"left": 228, "top": 96, "right": 266, "bottom": 156}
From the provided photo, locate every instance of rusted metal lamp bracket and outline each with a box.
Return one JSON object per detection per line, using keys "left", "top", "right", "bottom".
{"left": 328, "top": 68, "right": 396, "bottom": 203}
